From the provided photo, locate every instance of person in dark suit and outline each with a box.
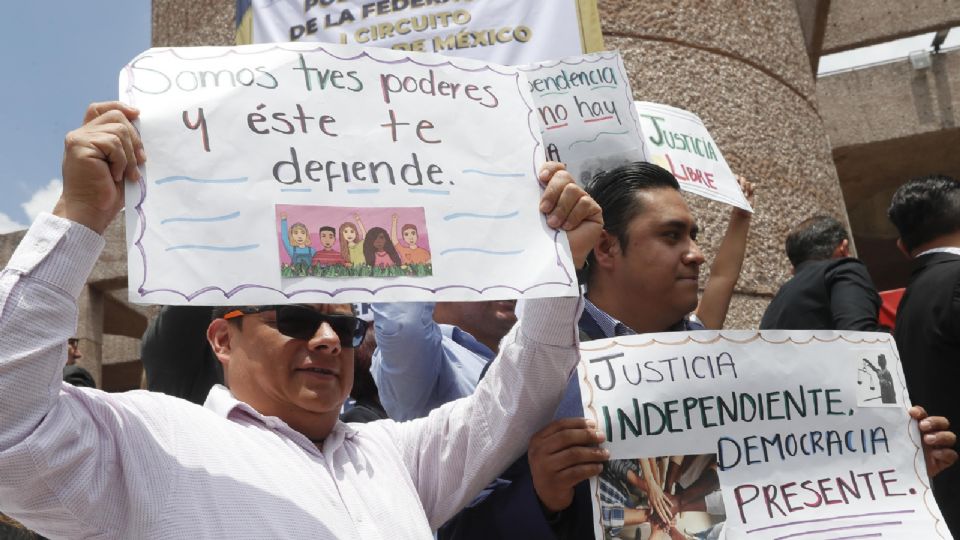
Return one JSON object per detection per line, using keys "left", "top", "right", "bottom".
{"left": 760, "top": 215, "right": 882, "bottom": 331}
{"left": 888, "top": 174, "right": 960, "bottom": 536}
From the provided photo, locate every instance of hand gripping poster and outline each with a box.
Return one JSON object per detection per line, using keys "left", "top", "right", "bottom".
{"left": 578, "top": 330, "right": 952, "bottom": 540}
{"left": 119, "top": 43, "right": 579, "bottom": 305}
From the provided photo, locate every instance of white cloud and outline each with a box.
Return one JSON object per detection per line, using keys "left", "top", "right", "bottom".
{"left": 0, "top": 212, "right": 26, "bottom": 234}
{"left": 21, "top": 179, "right": 63, "bottom": 223}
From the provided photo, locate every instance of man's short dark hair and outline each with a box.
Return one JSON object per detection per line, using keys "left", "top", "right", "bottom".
{"left": 583, "top": 162, "right": 680, "bottom": 281}
{"left": 784, "top": 215, "right": 849, "bottom": 268}
{"left": 319, "top": 226, "right": 336, "bottom": 235}
{"left": 212, "top": 306, "right": 242, "bottom": 326}
{"left": 887, "top": 174, "right": 960, "bottom": 253}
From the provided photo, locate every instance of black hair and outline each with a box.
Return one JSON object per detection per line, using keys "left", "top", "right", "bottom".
{"left": 211, "top": 306, "right": 238, "bottom": 320}
{"left": 784, "top": 215, "right": 848, "bottom": 267}
{"left": 887, "top": 174, "right": 960, "bottom": 253}
{"left": 583, "top": 162, "right": 680, "bottom": 282}
{"left": 350, "top": 324, "right": 382, "bottom": 408}
{"left": 318, "top": 226, "right": 336, "bottom": 235}
{"left": 212, "top": 305, "right": 250, "bottom": 327}
{"left": 363, "top": 227, "right": 402, "bottom": 266}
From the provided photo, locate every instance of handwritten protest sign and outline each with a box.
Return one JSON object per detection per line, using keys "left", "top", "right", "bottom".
{"left": 524, "top": 51, "right": 645, "bottom": 186}
{"left": 237, "top": 0, "right": 604, "bottom": 65}
{"left": 578, "top": 331, "right": 950, "bottom": 540}
{"left": 120, "top": 43, "right": 579, "bottom": 305}
{"left": 636, "top": 101, "right": 753, "bottom": 212}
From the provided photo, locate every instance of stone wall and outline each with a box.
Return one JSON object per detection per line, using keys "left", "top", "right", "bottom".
{"left": 822, "top": 0, "right": 960, "bottom": 54}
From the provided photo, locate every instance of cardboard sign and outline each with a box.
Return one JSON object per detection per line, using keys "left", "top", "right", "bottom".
{"left": 578, "top": 330, "right": 950, "bottom": 540}
{"left": 524, "top": 51, "right": 645, "bottom": 186}
{"left": 120, "top": 43, "right": 579, "bottom": 305}
{"left": 237, "top": 0, "right": 604, "bottom": 66}
{"left": 636, "top": 101, "right": 752, "bottom": 212}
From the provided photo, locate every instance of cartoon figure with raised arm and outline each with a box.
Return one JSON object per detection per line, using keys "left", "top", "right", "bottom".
{"left": 339, "top": 214, "right": 366, "bottom": 267}
{"left": 364, "top": 227, "right": 401, "bottom": 268}
{"left": 863, "top": 354, "right": 896, "bottom": 404}
{"left": 391, "top": 213, "right": 431, "bottom": 265}
{"left": 280, "top": 213, "right": 315, "bottom": 272}
{"left": 311, "top": 225, "right": 345, "bottom": 268}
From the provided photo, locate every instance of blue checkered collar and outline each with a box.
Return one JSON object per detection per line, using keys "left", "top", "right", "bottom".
{"left": 580, "top": 298, "right": 705, "bottom": 340}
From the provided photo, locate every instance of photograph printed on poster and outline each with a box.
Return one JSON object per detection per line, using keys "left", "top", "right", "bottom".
{"left": 599, "top": 453, "right": 725, "bottom": 540}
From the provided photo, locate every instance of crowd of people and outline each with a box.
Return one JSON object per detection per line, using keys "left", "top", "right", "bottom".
{"left": 0, "top": 100, "right": 957, "bottom": 540}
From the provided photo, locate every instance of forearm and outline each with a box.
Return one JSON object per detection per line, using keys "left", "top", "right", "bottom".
{"left": 280, "top": 218, "right": 294, "bottom": 254}
{"left": 0, "top": 214, "right": 103, "bottom": 451}
{"left": 696, "top": 211, "right": 750, "bottom": 329}
{"left": 371, "top": 301, "right": 445, "bottom": 420}
{"left": 397, "top": 296, "right": 583, "bottom": 528}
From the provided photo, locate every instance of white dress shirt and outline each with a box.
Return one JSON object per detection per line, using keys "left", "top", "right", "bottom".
{"left": 0, "top": 213, "right": 582, "bottom": 539}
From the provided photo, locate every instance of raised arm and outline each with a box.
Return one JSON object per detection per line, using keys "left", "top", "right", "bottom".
{"left": 390, "top": 213, "right": 399, "bottom": 245}
{"left": 279, "top": 214, "right": 295, "bottom": 256}
{"left": 1, "top": 102, "right": 144, "bottom": 449}
{"left": 370, "top": 301, "right": 458, "bottom": 421}
{"left": 695, "top": 176, "right": 754, "bottom": 329}
{"left": 0, "top": 103, "right": 184, "bottom": 536}
{"left": 389, "top": 162, "right": 603, "bottom": 528}
{"left": 354, "top": 212, "right": 367, "bottom": 240}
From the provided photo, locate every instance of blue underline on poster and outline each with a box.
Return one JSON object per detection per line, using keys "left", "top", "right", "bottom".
{"left": 443, "top": 211, "right": 520, "bottom": 221}
{"left": 166, "top": 244, "right": 260, "bottom": 252}
{"left": 156, "top": 175, "right": 248, "bottom": 185}
{"left": 160, "top": 211, "right": 241, "bottom": 225}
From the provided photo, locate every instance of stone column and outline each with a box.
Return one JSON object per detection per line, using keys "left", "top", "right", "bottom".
{"left": 597, "top": 0, "right": 850, "bottom": 326}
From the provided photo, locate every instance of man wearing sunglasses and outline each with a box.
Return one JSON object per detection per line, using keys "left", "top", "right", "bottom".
{"left": 0, "top": 102, "right": 602, "bottom": 539}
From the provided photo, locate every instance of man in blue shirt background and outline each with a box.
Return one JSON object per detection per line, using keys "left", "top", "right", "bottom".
{"left": 370, "top": 300, "right": 516, "bottom": 421}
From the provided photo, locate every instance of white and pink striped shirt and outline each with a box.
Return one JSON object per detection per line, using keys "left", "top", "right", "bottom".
{"left": 0, "top": 213, "right": 582, "bottom": 539}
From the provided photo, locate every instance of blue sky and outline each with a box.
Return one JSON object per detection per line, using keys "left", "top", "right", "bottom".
{"left": 0, "top": 2, "right": 151, "bottom": 232}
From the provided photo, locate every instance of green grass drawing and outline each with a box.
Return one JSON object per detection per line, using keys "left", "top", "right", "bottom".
{"left": 281, "top": 262, "right": 433, "bottom": 279}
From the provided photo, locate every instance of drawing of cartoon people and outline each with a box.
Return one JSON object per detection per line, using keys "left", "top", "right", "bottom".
{"left": 280, "top": 214, "right": 315, "bottom": 271}
{"left": 390, "top": 213, "right": 431, "bottom": 265}
{"left": 312, "top": 226, "right": 345, "bottom": 268}
{"left": 363, "top": 227, "right": 401, "bottom": 268}
{"left": 339, "top": 215, "right": 366, "bottom": 267}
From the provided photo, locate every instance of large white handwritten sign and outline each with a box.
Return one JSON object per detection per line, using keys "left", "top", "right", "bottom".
{"left": 238, "top": 0, "right": 604, "bottom": 66}
{"left": 578, "top": 331, "right": 950, "bottom": 540}
{"left": 636, "top": 101, "right": 752, "bottom": 212}
{"left": 524, "top": 51, "right": 645, "bottom": 186}
{"left": 120, "top": 43, "right": 578, "bottom": 305}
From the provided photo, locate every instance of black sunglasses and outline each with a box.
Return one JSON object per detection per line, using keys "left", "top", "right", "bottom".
{"left": 223, "top": 305, "right": 368, "bottom": 348}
